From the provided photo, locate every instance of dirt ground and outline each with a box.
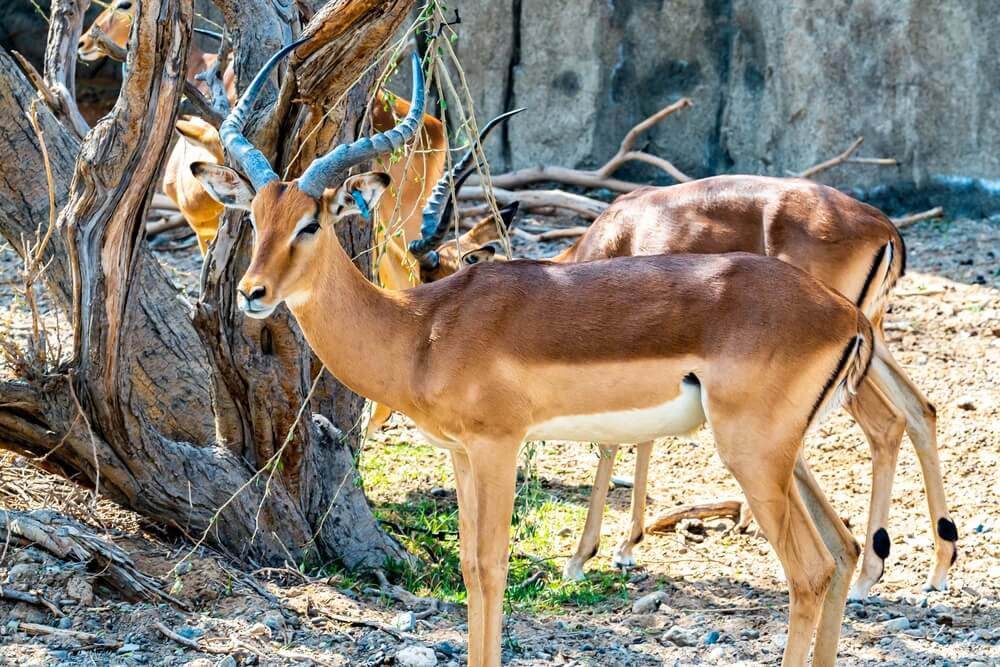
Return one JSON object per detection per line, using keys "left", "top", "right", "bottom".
{"left": 0, "top": 214, "right": 998, "bottom": 666}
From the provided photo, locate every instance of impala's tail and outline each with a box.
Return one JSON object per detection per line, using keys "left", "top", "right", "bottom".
{"left": 808, "top": 314, "right": 875, "bottom": 430}
{"left": 855, "top": 217, "right": 906, "bottom": 322}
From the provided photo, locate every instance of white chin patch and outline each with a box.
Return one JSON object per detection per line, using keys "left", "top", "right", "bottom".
{"left": 78, "top": 50, "right": 101, "bottom": 62}
{"left": 240, "top": 304, "right": 277, "bottom": 319}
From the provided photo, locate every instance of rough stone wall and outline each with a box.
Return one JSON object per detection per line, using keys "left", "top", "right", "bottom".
{"left": 453, "top": 0, "right": 1000, "bottom": 202}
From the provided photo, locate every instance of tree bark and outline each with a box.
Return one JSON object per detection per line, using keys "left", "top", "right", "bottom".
{"left": 0, "top": 0, "right": 415, "bottom": 570}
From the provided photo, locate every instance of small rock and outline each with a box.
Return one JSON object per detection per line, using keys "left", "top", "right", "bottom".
{"left": 677, "top": 518, "right": 705, "bottom": 535}
{"left": 430, "top": 487, "right": 448, "bottom": 498}
{"left": 772, "top": 633, "right": 787, "bottom": 649}
{"left": 707, "top": 646, "right": 724, "bottom": 661}
{"left": 66, "top": 576, "right": 94, "bottom": 606}
{"left": 935, "top": 614, "right": 953, "bottom": 626}
{"left": 661, "top": 625, "right": 697, "bottom": 647}
{"left": 57, "top": 617, "right": 73, "bottom": 630}
{"left": 739, "top": 628, "right": 759, "bottom": 640}
{"left": 182, "top": 661, "right": 214, "bottom": 667}
{"left": 968, "top": 662, "right": 988, "bottom": 667}
{"left": 393, "top": 611, "right": 416, "bottom": 632}
{"left": 395, "top": 645, "right": 438, "bottom": 667}
{"left": 631, "top": 591, "right": 669, "bottom": 614}
{"left": 704, "top": 630, "right": 721, "bottom": 645}
{"left": 557, "top": 526, "right": 573, "bottom": 537}
{"left": 117, "top": 644, "right": 141, "bottom": 654}
{"left": 883, "top": 617, "right": 910, "bottom": 632}
{"left": 262, "top": 610, "right": 286, "bottom": 635}
{"left": 956, "top": 396, "right": 976, "bottom": 411}
{"left": 247, "top": 622, "right": 270, "bottom": 637}
{"left": 215, "top": 657, "right": 238, "bottom": 667}
{"left": 9, "top": 602, "right": 47, "bottom": 624}
{"left": 175, "top": 562, "right": 193, "bottom": 575}
{"left": 611, "top": 476, "right": 634, "bottom": 489}
{"left": 433, "top": 641, "right": 458, "bottom": 657}
{"left": 628, "top": 613, "right": 659, "bottom": 628}
{"left": 178, "top": 627, "right": 205, "bottom": 640}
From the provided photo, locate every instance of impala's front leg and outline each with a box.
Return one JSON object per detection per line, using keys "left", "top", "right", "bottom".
{"left": 452, "top": 441, "right": 519, "bottom": 666}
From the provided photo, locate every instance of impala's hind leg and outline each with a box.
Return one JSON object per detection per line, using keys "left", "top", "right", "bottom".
{"left": 564, "top": 445, "right": 618, "bottom": 580}
{"left": 713, "top": 428, "right": 833, "bottom": 666}
{"left": 613, "top": 440, "right": 653, "bottom": 568}
{"left": 870, "top": 338, "right": 955, "bottom": 590}
{"left": 845, "top": 377, "right": 905, "bottom": 600}
{"left": 794, "top": 456, "right": 860, "bottom": 667}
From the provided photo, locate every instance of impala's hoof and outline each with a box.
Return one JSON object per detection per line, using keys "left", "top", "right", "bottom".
{"left": 847, "top": 580, "right": 873, "bottom": 602}
{"left": 561, "top": 561, "right": 587, "bottom": 582}
{"left": 612, "top": 553, "right": 637, "bottom": 569}
{"left": 921, "top": 579, "right": 949, "bottom": 593}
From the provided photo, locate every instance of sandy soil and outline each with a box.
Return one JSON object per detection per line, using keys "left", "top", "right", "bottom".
{"left": 0, "top": 215, "right": 997, "bottom": 666}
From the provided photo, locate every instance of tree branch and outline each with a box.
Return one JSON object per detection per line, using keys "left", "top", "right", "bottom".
{"left": 466, "top": 98, "right": 693, "bottom": 193}
{"left": 42, "top": 0, "right": 90, "bottom": 138}
{"left": 795, "top": 136, "right": 899, "bottom": 179}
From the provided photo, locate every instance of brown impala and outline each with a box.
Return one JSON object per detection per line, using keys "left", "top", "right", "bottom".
{"left": 414, "top": 166, "right": 954, "bottom": 601}
{"left": 196, "top": 44, "right": 874, "bottom": 666}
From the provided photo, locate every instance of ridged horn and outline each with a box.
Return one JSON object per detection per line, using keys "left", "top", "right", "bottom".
{"left": 408, "top": 107, "right": 525, "bottom": 265}
{"left": 218, "top": 37, "right": 306, "bottom": 191}
{"left": 297, "top": 52, "right": 426, "bottom": 198}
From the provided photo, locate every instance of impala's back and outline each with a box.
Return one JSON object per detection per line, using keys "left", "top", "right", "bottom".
{"left": 555, "top": 176, "right": 904, "bottom": 321}
{"left": 403, "top": 252, "right": 872, "bottom": 444}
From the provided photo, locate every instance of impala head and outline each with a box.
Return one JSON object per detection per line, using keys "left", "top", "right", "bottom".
{"left": 408, "top": 108, "right": 525, "bottom": 282}
{"left": 418, "top": 202, "right": 519, "bottom": 283}
{"left": 78, "top": 0, "right": 135, "bottom": 61}
{"left": 191, "top": 42, "right": 425, "bottom": 319}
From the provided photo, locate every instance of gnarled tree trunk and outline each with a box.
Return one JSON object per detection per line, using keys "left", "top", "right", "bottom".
{"left": 0, "top": 0, "right": 414, "bottom": 569}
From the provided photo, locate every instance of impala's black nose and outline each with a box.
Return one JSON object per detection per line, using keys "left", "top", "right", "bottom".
{"left": 240, "top": 286, "right": 267, "bottom": 302}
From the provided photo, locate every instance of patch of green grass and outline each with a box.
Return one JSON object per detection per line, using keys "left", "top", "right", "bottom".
{"left": 342, "top": 439, "right": 629, "bottom": 613}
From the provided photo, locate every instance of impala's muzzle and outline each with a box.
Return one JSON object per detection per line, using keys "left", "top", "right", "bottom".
{"left": 237, "top": 283, "right": 276, "bottom": 319}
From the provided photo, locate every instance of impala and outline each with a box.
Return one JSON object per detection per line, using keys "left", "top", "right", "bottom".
{"left": 79, "top": 1, "right": 450, "bottom": 268}
{"left": 415, "top": 169, "right": 955, "bottom": 600}
{"left": 194, "top": 44, "right": 876, "bottom": 666}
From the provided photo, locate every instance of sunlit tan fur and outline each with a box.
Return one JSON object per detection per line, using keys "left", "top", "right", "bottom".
{"left": 427, "top": 175, "right": 951, "bottom": 598}
{"left": 193, "top": 161, "right": 878, "bottom": 665}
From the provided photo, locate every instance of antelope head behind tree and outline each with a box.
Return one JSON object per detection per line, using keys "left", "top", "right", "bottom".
{"left": 192, "top": 43, "right": 426, "bottom": 318}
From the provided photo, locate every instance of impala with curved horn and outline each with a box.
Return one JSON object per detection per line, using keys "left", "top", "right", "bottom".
{"left": 416, "top": 174, "right": 953, "bottom": 599}
{"left": 80, "top": 4, "right": 451, "bottom": 265}
{"left": 195, "top": 47, "right": 876, "bottom": 667}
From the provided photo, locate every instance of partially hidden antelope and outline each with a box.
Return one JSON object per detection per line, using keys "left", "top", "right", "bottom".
{"left": 79, "top": 2, "right": 451, "bottom": 268}
{"left": 415, "top": 172, "right": 955, "bottom": 600}
{"left": 193, "top": 43, "right": 874, "bottom": 666}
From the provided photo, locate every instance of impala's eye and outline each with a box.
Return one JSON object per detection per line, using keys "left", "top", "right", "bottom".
{"left": 117, "top": 1, "right": 133, "bottom": 9}
{"left": 297, "top": 221, "right": 321, "bottom": 238}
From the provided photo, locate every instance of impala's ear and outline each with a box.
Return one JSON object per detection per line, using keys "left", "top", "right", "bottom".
{"left": 498, "top": 201, "right": 519, "bottom": 228}
{"left": 190, "top": 162, "right": 254, "bottom": 210}
{"left": 176, "top": 118, "right": 220, "bottom": 153}
{"left": 323, "top": 172, "right": 391, "bottom": 222}
{"left": 461, "top": 244, "right": 498, "bottom": 266}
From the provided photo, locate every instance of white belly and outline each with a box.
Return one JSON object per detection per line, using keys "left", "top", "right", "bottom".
{"left": 526, "top": 379, "right": 706, "bottom": 444}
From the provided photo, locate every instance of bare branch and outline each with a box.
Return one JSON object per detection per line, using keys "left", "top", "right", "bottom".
{"left": 892, "top": 206, "right": 944, "bottom": 228}
{"left": 43, "top": 0, "right": 90, "bottom": 138}
{"left": 647, "top": 499, "right": 745, "bottom": 534}
{"left": 467, "top": 98, "right": 693, "bottom": 193}
{"left": 11, "top": 51, "right": 58, "bottom": 110}
{"left": 459, "top": 186, "right": 608, "bottom": 220}
{"left": 795, "top": 136, "right": 899, "bottom": 179}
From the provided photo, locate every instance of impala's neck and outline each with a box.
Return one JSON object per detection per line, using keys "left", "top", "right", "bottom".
{"left": 286, "top": 230, "right": 417, "bottom": 412}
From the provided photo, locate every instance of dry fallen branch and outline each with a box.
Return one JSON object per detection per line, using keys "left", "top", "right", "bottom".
{"left": 795, "top": 136, "right": 898, "bottom": 179}
{"left": 154, "top": 621, "right": 232, "bottom": 655}
{"left": 892, "top": 206, "right": 944, "bottom": 228}
{"left": 466, "top": 97, "right": 693, "bottom": 194}
{"left": 647, "top": 499, "right": 746, "bottom": 534}
{"left": 146, "top": 214, "right": 187, "bottom": 237}
{"left": 459, "top": 186, "right": 608, "bottom": 220}
{"left": 512, "top": 227, "right": 589, "bottom": 243}
{"left": 21, "top": 622, "right": 121, "bottom": 648}
{"left": 11, "top": 51, "right": 59, "bottom": 110}
{"left": 0, "top": 510, "right": 186, "bottom": 607}
{"left": 0, "top": 585, "right": 65, "bottom": 617}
